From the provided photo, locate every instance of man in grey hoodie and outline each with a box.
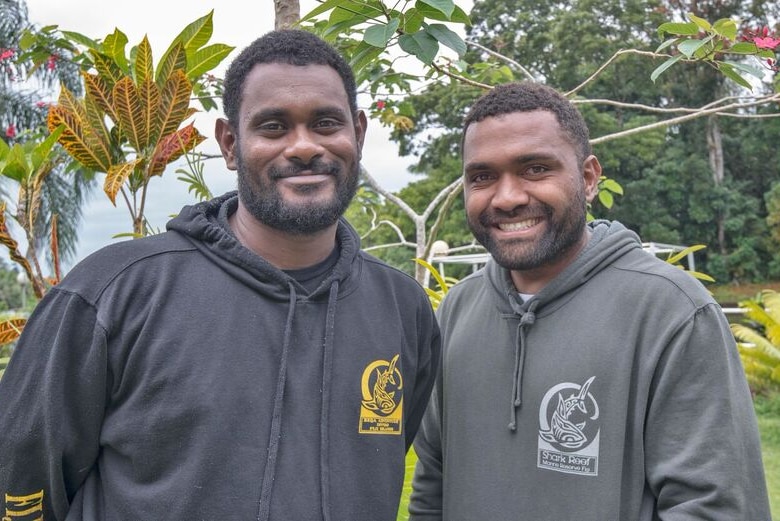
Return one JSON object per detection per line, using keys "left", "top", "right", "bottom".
{"left": 409, "top": 81, "right": 771, "bottom": 520}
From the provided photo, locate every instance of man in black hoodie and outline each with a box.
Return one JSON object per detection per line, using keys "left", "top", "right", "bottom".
{"left": 0, "top": 30, "right": 440, "bottom": 521}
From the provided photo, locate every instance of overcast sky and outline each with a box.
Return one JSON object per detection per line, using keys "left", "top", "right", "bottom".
{"left": 23, "top": 0, "right": 418, "bottom": 267}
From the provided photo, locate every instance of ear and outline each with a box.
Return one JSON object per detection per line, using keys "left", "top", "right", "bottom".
{"left": 354, "top": 110, "right": 368, "bottom": 161}
{"left": 582, "top": 155, "right": 602, "bottom": 203}
{"left": 215, "top": 118, "right": 238, "bottom": 171}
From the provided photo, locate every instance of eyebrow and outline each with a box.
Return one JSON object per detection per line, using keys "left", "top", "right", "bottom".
{"left": 464, "top": 153, "right": 560, "bottom": 173}
{"left": 249, "top": 106, "right": 350, "bottom": 123}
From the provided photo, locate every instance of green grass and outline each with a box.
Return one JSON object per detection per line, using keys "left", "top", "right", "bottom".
{"left": 396, "top": 396, "right": 780, "bottom": 520}
{"left": 397, "top": 449, "right": 416, "bottom": 521}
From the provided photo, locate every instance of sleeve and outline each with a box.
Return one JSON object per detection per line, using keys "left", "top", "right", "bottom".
{"left": 403, "top": 295, "right": 441, "bottom": 451}
{"left": 645, "top": 303, "right": 771, "bottom": 520}
{"left": 407, "top": 374, "right": 444, "bottom": 521}
{"left": 0, "top": 288, "right": 108, "bottom": 520}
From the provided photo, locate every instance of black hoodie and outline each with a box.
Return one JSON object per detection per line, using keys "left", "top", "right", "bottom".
{"left": 0, "top": 192, "right": 440, "bottom": 521}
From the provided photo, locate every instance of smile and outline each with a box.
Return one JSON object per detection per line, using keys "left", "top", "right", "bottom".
{"left": 279, "top": 173, "right": 332, "bottom": 184}
{"left": 497, "top": 218, "right": 542, "bottom": 232}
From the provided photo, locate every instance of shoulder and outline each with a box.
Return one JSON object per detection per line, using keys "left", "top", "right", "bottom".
{"left": 56, "top": 231, "right": 195, "bottom": 304}
{"left": 607, "top": 248, "right": 715, "bottom": 308}
{"left": 357, "top": 251, "right": 428, "bottom": 294}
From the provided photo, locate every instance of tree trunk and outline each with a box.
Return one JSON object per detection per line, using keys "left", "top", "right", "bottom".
{"left": 275, "top": 0, "right": 300, "bottom": 29}
{"left": 706, "top": 116, "right": 727, "bottom": 254}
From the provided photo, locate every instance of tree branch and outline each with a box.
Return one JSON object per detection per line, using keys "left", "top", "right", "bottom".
{"left": 465, "top": 40, "right": 536, "bottom": 81}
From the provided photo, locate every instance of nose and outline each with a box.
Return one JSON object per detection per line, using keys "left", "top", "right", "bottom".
{"left": 491, "top": 174, "right": 531, "bottom": 212}
{"left": 283, "top": 125, "right": 324, "bottom": 165}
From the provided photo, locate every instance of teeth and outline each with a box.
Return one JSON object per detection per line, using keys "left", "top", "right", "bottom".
{"left": 498, "top": 219, "right": 538, "bottom": 232}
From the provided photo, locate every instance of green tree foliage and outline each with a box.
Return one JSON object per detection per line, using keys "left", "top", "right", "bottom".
{"left": 334, "top": 0, "right": 780, "bottom": 283}
{"left": 1, "top": 0, "right": 94, "bottom": 264}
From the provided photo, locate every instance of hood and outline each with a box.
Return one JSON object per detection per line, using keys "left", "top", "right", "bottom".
{"left": 166, "top": 191, "right": 362, "bottom": 301}
{"left": 485, "top": 220, "right": 641, "bottom": 316}
{"left": 482, "top": 220, "right": 641, "bottom": 431}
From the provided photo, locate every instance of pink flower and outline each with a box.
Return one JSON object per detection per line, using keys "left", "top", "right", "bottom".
{"left": 5, "top": 124, "right": 16, "bottom": 138}
{"left": 36, "top": 101, "right": 48, "bottom": 108}
{"left": 46, "top": 55, "right": 57, "bottom": 71}
{"left": 753, "top": 36, "right": 780, "bottom": 50}
{"left": 375, "top": 100, "right": 386, "bottom": 110}
{"left": 0, "top": 48, "right": 14, "bottom": 60}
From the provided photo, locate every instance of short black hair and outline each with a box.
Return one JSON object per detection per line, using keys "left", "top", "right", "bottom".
{"left": 222, "top": 29, "right": 358, "bottom": 127}
{"left": 463, "top": 82, "right": 591, "bottom": 162}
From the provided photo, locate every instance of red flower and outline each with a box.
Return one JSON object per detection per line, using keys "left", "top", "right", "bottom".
{"left": 5, "top": 124, "right": 16, "bottom": 138}
{"left": 375, "top": 100, "right": 386, "bottom": 110}
{"left": 0, "top": 48, "right": 14, "bottom": 60}
{"left": 46, "top": 55, "right": 57, "bottom": 71}
{"left": 754, "top": 36, "right": 780, "bottom": 50}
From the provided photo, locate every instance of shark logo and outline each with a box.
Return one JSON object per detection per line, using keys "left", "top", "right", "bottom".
{"left": 358, "top": 354, "right": 403, "bottom": 435}
{"left": 537, "top": 376, "right": 600, "bottom": 476}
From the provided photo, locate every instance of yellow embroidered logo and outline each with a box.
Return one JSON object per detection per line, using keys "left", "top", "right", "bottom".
{"left": 3, "top": 489, "right": 44, "bottom": 521}
{"left": 359, "top": 354, "right": 403, "bottom": 435}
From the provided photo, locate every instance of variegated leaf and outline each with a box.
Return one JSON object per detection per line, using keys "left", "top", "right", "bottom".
{"left": 47, "top": 92, "right": 113, "bottom": 172}
{"left": 91, "top": 51, "right": 125, "bottom": 89}
{"left": 185, "top": 44, "right": 234, "bottom": 80}
{"left": 157, "top": 70, "right": 193, "bottom": 138}
{"left": 147, "top": 123, "right": 205, "bottom": 177}
{"left": 83, "top": 71, "right": 117, "bottom": 122}
{"left": 103, "top": 29, "right": 130, "bottom": 74}
{"left": 0, "top": 319, "right": 26, "bottom": 345}
{"left": 113, "top": 77, "right": 146, "bottom": 151}
{"left": 155, "top": 43, "right": 187, "bottom": 86}
{"left": 174, "top": 11, "right": 214, "bottom": 55}
{"left": 104, "top": 159, "right": 143, "bottom": 205}
{"left": 140, "top": 79, "right": 161, "bottom": 145}
{"left": 83, "top": 94, "right": 116, "bottom": 157}
{"left": 135, "top": 36, "right": 154, "bottom": 85}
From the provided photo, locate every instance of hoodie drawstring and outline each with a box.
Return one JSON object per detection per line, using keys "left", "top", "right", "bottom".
{"left": 509, "top": 306, "right": 536, "bottom": 431}
{"left": 319, "top": 280, "right": 339, "bottom": 521}
{"left": 256, "top": 282, "right": 297, "bottom": 521}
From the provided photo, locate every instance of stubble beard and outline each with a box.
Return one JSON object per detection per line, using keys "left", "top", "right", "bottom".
{"left": 468, "top": 187, "right": 587, "bottom": 271}
{"left": 236, "top": 148, "right": 359, "bottom": 236}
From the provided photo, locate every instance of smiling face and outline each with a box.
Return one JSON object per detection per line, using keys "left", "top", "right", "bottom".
{"left": 215, "top": 62, "right": 366, "bottom": 235}
{"left": 463, "top": 110, "right": 600, "bottom": 292}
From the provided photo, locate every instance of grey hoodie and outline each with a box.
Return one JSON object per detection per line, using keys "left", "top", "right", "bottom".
{"left": 410, "top": 220, "right": 770, "bottom": 521}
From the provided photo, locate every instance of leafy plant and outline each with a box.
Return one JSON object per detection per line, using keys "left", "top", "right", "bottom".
{"left": 731, "top": 290, "right": 780, "bottom": 395}
{"left": 414, "top": 258, "right": 455, "bottom": 310}
{"left": 0, "top": 126, "right": 66, "bottom": 297}
{"left": 19, "top": 11, "right": 233, "bottom": 236}
{"left": 664, "top": 244, "right": 716, "bottom": 284}
{"left": 654, "top": 13, "right": 779, "bottom": 89}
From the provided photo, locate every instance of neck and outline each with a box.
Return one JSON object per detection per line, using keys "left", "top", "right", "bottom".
{"left": 229, "top": 202, "right": 338, "bottom": 270}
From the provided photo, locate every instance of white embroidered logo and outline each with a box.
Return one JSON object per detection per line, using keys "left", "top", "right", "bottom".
{"left": 537, "top": 376, "right": 600, "bottom": 476}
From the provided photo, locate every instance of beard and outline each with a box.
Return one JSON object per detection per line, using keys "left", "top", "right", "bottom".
{"left": 468, "top": 185, "right": 587, "bottom": 271}
{"left": 236, "top": 149, "right": 359, "bottom": 236}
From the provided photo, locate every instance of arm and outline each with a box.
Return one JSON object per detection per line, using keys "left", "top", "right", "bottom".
{"left": 0, "top": 289, "right": 108, "bottom": 519}
{"left": 646, "top": 304, "right": 771, "bottom": 520}
{"left": 403, "top": 295, "right": 441, "bottom": 451}
{"left": 408, "top": 362, "right": 444, "bottom": 521}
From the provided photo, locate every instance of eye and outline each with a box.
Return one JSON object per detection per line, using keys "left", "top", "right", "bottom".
{"left": 526, "top": 165, "right": 549, "bottom": 176}
{"left": 256, "top": 120, "right": 286, "bottom": 134}
{"left": 468, "top": 172, "right": 494, "bottom": 185}
{"left": 313, "top": 118, "right": 344, "bottom": 132}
